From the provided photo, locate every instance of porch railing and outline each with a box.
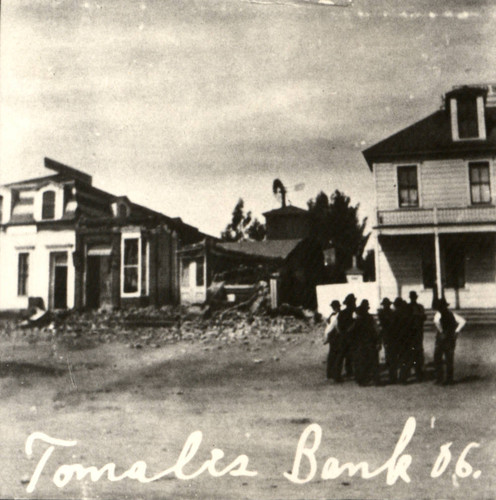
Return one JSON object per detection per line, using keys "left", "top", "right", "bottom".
{"left": 377, "top": 206, "right": 496, "bottom": 226}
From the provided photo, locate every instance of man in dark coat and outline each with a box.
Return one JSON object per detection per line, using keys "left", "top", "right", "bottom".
{"left": 330, "top": 293, "right": 356, "bottom": 382}
{"left": 378, "top": 297, "right": 395, "bottom": 383}
{"left": 407, "top": 291, "right": 426, "bottom": 382}
{"left": 352, "top": 299, "right": 381, "bottom": 386}
{"left": 392, "top": 297, "right": 414, "bottom": 384}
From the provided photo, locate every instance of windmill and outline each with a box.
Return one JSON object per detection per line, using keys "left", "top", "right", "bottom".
{"left": 272, "top": 178, "right": 287, "bottom": 208}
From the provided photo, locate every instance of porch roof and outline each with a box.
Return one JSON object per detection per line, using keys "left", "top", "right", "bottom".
{"left": 376, "top": 224, "right": 496, "bottom": 236}
{"left": 177, "top": 239, "right": 301, "bottom": 261}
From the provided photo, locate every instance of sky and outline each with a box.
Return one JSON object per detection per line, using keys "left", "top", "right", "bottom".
{"left": 1, "top": 0, "right": 496, "bottom": 237}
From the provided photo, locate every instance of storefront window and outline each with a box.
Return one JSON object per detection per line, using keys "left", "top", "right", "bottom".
{"left": 123, "top": 238, "right": 139, "bottom": 294}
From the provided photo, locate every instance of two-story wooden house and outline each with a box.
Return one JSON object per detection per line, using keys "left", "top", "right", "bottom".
{"left": 363, "top": 84, "right": 496, "bottom": 309}
{"left": 0, "top": 158, "right": 205, "bottom": 312}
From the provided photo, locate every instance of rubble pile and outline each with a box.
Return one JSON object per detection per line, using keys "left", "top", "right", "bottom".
{"left": 0, "top": 306, "right": 321, "bottom": 348}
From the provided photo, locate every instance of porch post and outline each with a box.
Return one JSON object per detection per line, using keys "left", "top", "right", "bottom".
{"left": 434, "top": 206, "right": 442, "bottom": 298}
{"left": 73, "top": 231, "right": 84, "bottom": 311}
{"left": 374, "top": 232, "right": 381, "bottom": 303}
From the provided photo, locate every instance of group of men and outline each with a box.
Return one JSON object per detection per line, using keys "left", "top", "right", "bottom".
{"left": 323, "top": 291, "right": 466, "bottom": 386}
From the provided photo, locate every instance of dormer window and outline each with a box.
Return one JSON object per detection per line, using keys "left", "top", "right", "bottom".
{"left": 42, "top": 190, "right": 56, "bottom": 219}
{"left": 117, "top": 203, "right": 128, "bottom": 218}
{"left": 457, "top": 97, "right": 479, "bottom": 139}
{"left": 111, "top": 197, "right": 131, "bottom": 218}
{"left": 448, "top": 87, "right": 487, "bottom": 141}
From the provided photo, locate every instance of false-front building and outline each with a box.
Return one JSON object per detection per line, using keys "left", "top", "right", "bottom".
{"left": 0, "top": 158, "right": 205, "bottom": 311}
{"left": 363, "top": 84, "right": 496, "bottom": 309}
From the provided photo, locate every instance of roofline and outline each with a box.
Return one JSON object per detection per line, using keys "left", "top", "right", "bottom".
{"left": 1, "top": 219, "right": 75, "bottom": 230}
{"left": 177, "top": 239, "right": 283, "bottom": 260}
{"left": 2, "top": 158, "right": 213, "bottom": 239}
{"left": 375, "top": 221, "right": 496, "bottom": 230}
{"left": 364, "top": 147, "right": 496, "bottom": 169}
{"left": 44, "top": 157, "right": 93, "bottom": 185}
{"left": 362, "top": 102, "right": 496, "bottom": 170}
{"left": 362, "top": 110, "right": 443, "bottom": 169}
{"left": 262, "top": 208, "right": 308, "bottom": 216}
{"left": 2, "top": 174, "right": 62, "bottom": 188}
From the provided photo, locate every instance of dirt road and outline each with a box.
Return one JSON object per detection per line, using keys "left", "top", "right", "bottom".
{"left": 0, "top": 323, "right": 494, "bottom": 499}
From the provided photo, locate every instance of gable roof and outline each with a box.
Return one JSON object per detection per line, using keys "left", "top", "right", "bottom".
{"left": 177, "top": 238, "right": 301, "bottom": 264}
{"left": 4, "top": 173, "right": 69, "bottom": 189}
{"left": 362, "top": 107, "right": 496, "bottom": 170}
{"left": 44, "top": 157, "right": 92, "bottom": 184}
{"left": 218, "top": 239, "right": 301, "bottom": 259}
{"left": 263, "top": 205, "right": 308, "bottom": 217}
{"left": 1, "top": 158, "right": 210, "bottom": 242}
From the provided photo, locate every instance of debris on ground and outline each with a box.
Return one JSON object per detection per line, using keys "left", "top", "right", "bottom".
{"left": 19, "top": 307, "right": 50, "bottom": 329}
{"left": 1, "top": 298, "right": 322, "bottom": 349}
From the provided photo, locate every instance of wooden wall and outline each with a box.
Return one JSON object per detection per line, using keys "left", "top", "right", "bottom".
{"left": 377, "top": 234, "right": 496, "bottom": 308}
{"left": 374, "top": 158, "right": 496, "bottom": 211}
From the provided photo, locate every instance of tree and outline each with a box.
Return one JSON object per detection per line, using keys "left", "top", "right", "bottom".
{"left": 307, "top": 190, "right": 369, "bottom": 282}
{"left": 246, "top": 218, "right": 266, "bottom": 241}
{"left": 221, "top": 198, "right": 266, "bottom": 242}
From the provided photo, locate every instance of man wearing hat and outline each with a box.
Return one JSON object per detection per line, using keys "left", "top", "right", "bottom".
{"left": 392, "top": 297, "right": 413, "bottom": 384}
{"left": 352, "top": 299, "right": 381, "bottom": 386}
{"left": 433, "top": 298, "right": 466, "bottom": 385}
{"left": 408, "top": 291, "right": 426, "bottom": 382}
{"left": 331, "top": 293, "right": 356, "bottom": 382}
{"left": 378, "top": 297, "right": 395, "bottom": 383}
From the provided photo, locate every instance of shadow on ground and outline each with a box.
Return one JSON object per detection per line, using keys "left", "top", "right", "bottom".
{"left": 104, "top": 356, "right": 315, "bottom": 396}
{"left": 0, "top": 361, "right": 66, "bottom": 377}
{"left": 96, "top": 355, "right": 490, "bottom": 397}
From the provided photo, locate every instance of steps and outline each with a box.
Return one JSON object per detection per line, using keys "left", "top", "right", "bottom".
{"left": 374, "top": 309, "right": 496, "bottom": 329}
{"left": 425, "top": 309, "right": 496, "bottom": 327}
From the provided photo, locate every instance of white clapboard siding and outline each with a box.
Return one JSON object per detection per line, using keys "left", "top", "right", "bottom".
{"left": 375, "top": 163, "right": 398, "bottom": 211}
{"left": 465, "top": 235, "right": 495, "bottom": 284}
{"left": 378, "top": 234, "right": 496, "bottom": 308}
{"left": 375, "top": 158, "right": 496, "bottom": 211}
{"left": 422, "top": 159, "right": 469, "bottom": 208}
{"left": 378, "top": 236, "right": 423, "bottom": 300}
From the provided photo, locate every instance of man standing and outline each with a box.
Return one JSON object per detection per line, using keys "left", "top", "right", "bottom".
{"left": 378, "top": 297, "right": 395, "bottom": 383}
{"left": 433, "top": 298, "right": 466, "bottom": 385}
{"left": 408, "top": 291, "right": 426, "bottom": 382}
{"left": 323, "top": 300, "right": 341, "bottom": 379}
{"left": 352, "top": 299, "right": 381, "bottom": 386}
{"left": 331, "top": 293, "right": 356, "bottom": 382}
{"left": 392, "top": 298, "right": 413, "bottom": 384}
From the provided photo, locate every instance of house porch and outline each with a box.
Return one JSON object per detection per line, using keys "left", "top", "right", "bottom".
{"left": 376, "top": 233, "right": 496, "bottom": 309}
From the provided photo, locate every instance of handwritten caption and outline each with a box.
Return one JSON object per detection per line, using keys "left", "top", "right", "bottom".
{"left": 24, "top": 417, "right": 481, "bottom": 493}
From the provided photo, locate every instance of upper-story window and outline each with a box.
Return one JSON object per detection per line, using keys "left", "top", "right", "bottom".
{"left": 42, "top": 190, "right": 56, "bottom": 219}
{"left": 469, "top": 161, "right": 491, "bottom": 204}
{"left": 397, "top": 165, "right": 419, "bottom": 208}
